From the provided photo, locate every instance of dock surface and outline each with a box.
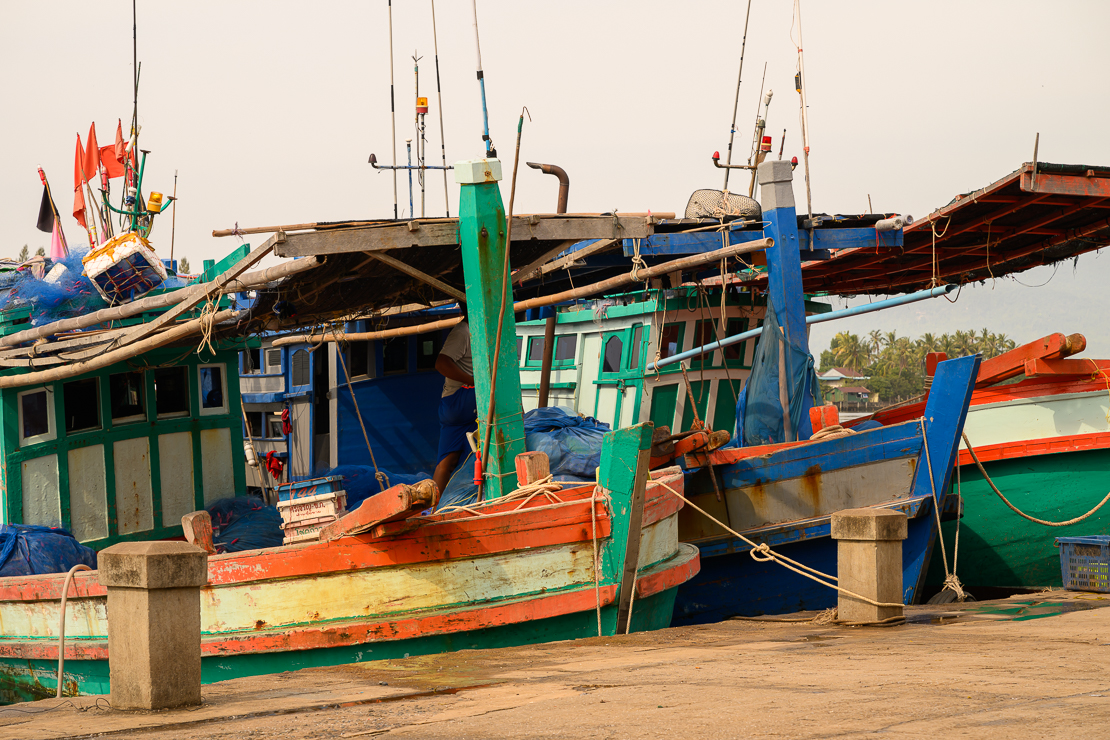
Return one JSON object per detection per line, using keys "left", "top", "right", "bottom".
{"left": 5, "top": 591, "right": 1110, "bottom": 739}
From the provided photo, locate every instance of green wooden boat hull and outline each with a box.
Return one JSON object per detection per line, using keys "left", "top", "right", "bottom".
{"left": 926, "top": 447, "right": 1110, "bottom": 591}
{"left": 0, "top": 588, "right": 678, "bottom": 704}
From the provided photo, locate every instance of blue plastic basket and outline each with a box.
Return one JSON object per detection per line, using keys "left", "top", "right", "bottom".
{"left": 1056, "top": 536, "right": 1110, "bottom": 593}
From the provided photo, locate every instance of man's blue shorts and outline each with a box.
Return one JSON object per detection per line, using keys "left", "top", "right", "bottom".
{"left": 437, "top": 387, "right": 478, "bottom": 464}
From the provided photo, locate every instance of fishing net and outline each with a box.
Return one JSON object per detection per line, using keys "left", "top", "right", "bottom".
{"left": 0, "top": 248, "right": 189, "bottom": 327}
{"left": 207, "top": 497, "right": 284, "bottom": 553}
{"left": 684, "top": 189, "right": 761, "bottom": 220}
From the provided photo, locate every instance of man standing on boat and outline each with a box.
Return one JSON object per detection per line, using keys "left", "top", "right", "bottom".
{"left": 433, "top": 315, "right": 477, "bottom": 494}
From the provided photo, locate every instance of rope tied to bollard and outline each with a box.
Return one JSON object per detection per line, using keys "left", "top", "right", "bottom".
{"left": 652, "top": 480, "right": 904, "bottom": 611}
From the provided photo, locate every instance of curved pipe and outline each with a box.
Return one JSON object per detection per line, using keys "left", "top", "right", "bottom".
{"left": 526, "top": 161, "right": 569, "bottom": 214}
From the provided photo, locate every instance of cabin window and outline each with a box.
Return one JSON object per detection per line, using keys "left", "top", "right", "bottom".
{"left": 692, "top": 320, "right": 719, "bottom": 367}
{"left": 382, "top": 337, "right": 408, "bottom": 375}
{"left": 154, "top": 367, "right": 189, "bottom": 417}
{"left": 516, "top": 336, "right": 523, "bottom": 363}
{"left": 265, "top": 349, "right": 282, "bottom": 373}
{"left": 526, "top": 334, "right": 577, "bottom": 368}
{"left": 659, "top": 323, "right": 685, "bottom": 360}
{"left": 348, "top": 340, "right": 371, "bottom": 378}
{"left": 629, "top": 325, "right": 644, "bottom": 370}
{"left": 18, "top": 388, "right": 55, "bottom": 445}
{"left": 723, "top": 318, "right": 750, "bottom": 363}
{"left": 267, "top": 413, "right": 284, "bottom": 438}
{"left": 416, "top": 330, "right": 443, "bottom": 371}
{"left": 527, "top": 336, "right": 546, "bottom": 364}
{"left": 62, "top": 378, "right": 100, "bottom": 434}
{"left": 555, "top": 335, "right": 577, "bottom": 363}
{"left": 244, "top": 411, "right": 264, "bottom": 438}
{"left": 199, "top": 364, "right": 228, "bottom": 415}
{"left": 110, "top": 371, "right": 146, "bottom": 424}
{"left": 243, "top": 348, "right": 261, "bottom": 375}
{"left": 291, "top": 349, "right": 310, "bottom": 387}
{"left": 602, "top": 335, "right": 624, "bottom": 374}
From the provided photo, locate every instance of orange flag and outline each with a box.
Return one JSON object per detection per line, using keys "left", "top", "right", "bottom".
{"left": 114, "top": 119, "right": 126, "bottom": 163}
{"left": 99, "top": 145, "right": 127, "bottom": 178}
{"left": 73, "top": 135, "right": 88, "bottom": 230}
{"left": 83, "top": 123, "right": 100, "bottom": 183}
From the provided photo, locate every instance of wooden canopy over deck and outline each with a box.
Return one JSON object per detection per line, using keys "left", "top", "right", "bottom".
{"left": 243, "top": 213, "right": 662, "bottom": 325}
{"left": 735, "top": 162, "right": 1110, "bottom": 296}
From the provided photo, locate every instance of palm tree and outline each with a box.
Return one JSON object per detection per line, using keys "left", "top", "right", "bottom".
{"left": 832, "top": 332, "right": 869, "bottom": 372}
{"left": 868, "top": 330, "right": 883, "bottom": 363}
{"left": 17, "top": 245, "right": 28, "bottom": 262}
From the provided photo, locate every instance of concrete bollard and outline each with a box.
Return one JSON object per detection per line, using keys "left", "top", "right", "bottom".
{"left": 830, "top": 508, "right": 907, "bottom": 624}
{"left": 98, "top": 541, "right": 208, "bottom": 710}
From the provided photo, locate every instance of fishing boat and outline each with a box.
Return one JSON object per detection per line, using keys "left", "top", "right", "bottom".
{"left": 851, "top": 333, "right": 1110, "bottom": 592}
{"left": 0, "top": 458, "right": 695, "bottom": 702}
{"left": 0, "top": 150, "right": 700, "bottom": 701}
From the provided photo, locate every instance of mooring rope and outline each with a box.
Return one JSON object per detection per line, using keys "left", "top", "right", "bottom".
{"left": 653, "top": 480, "right": 904, "bottom": 609}
{"left": 920, "top": 420, "right": 968, "bottom": 601}
{"left": 963, "top": 431, "right": 1110, "bottom": 527}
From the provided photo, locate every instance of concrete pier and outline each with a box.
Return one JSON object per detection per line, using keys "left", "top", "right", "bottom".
{"left": 97, "top": 541, "right": 208, "bottom": 710}
{"left": 5, "top": 592, "right": 1108, "bottom": 739}
{"left": 831, "top": 508, "right": 908, "bottom": 623}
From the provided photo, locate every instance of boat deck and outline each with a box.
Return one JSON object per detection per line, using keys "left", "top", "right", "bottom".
{"left": 7, "top": 589, "right": 1109, "bottom": 739}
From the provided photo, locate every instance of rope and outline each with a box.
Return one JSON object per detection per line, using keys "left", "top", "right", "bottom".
{"left": 928, "top": 217, "right": 951, "bottom": 288}
{"left": 57, "top": 564, "right": 92, "bottom": 698}
{"left": 630, "top": 238, "right": 648, "bottom": 283}
{"left": 334, "top": 336, "right": 389, "bottom": 491}
{"left": 963, "top": 431, "right": 1110, "bottom": 526}
{"left": 809, "top": 424, "right": 854, "bottom": 441}
{"left": 653, "top": 480, "right": 904, "bottom": 609}
{"left": 920, "top": 420, "right": 968, "bottom": 601}
{"left": 436, "top": 474, "right": 566, "bottom": 517}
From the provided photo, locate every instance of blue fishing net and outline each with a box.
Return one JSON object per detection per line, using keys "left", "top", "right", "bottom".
{"left": 321, "top": 466, "right": 433, "bottom": 511}
{"left": 0, "top": 525, "right": 98, "bottom": 577}
{"left": 206, "top": 497, "right": 284, "bottom": 553}
{"left": 732, "top": 303, "right": 821, "bottom": 447}
{"left": 437, "top": 407, "right": 611, "bottom": 510}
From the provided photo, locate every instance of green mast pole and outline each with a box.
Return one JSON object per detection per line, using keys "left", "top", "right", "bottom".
{"left": 455, "top": 157, "right": 525, "bottom": 499}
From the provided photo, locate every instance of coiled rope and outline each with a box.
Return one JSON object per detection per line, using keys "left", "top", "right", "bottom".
{"left": 963, "top": 432, "right": 1110, "bottom": 527}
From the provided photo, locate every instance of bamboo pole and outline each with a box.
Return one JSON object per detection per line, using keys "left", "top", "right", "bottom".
{"left": 274, "top": 238, "right": 773, "bottom": 347}
{"left": 0, "top": 309, "right": 242, "bottom": 390}
{"left": 0, "top": 256, "right": 319, "bottom": 348}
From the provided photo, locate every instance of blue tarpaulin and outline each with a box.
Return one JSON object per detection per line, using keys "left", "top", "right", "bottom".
{"left": 733, "top": 305, "right": 821, "bottom": 447}
{"left": 437, "top": 407, "right": 611, "bottom": 510}
{"left": 0, "top": 525, "right": 97, "bottom": 577}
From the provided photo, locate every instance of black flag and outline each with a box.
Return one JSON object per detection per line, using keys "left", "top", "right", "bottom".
{"left": 36, "top": 186, "right": 54, "bottom": 233}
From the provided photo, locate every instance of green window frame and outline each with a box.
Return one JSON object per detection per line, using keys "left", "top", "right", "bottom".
{"left": 723, "top": 318, "right": 755, "bottom": 369}
{"left": 654, "top": 321, "right": 686, "bottom": 374}
{"left": 524, "top": 334, "right": 578, "bottom": 369}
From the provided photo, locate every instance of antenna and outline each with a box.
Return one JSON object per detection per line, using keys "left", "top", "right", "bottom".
{"left": 413, "top": 51, "right": 426, "bottom": 218}
{"left": 388, "top": 0, "right": 399, "bottom": 219}
{"left": 470, "top": 0, "right": 495, "bottom": 157}
{"left": 721, "top": 0, "right": 755, "bottom": 190}
{"left": 430, "top": 0, "right": 450, "bottom": 216}
{"left": 794, "top": 0, "right": 814, "bottom": 239}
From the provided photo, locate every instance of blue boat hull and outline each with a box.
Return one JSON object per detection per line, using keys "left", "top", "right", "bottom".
{"left": 672, "top": 506, "right": 939, "bottom": 624}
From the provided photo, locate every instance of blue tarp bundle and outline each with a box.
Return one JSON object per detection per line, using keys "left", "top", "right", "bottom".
{"left": 437, "top": 406, "right": 611, "bottom": 510}
{"left": 207, "top": 497, "right": 284, "bottom": 553}
{"left": 732, "top": 305, "right": 821, "bottom": 447}
{"left": 321, "top": 466, "right": 433, "bottom": 511}
{"left": 0, "top": 525, "right": 97, "bottom": 577}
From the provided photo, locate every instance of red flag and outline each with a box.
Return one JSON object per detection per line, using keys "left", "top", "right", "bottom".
{"left": 114, "top": 119, "right": 125, "bottom": 163}
{"left": 73, "top": 135, "right": 87, "bottom": 230}
{"left": 74, "top": 133, "right": 86, "bottom": 189}
{"left": 99, "top": 145, "right": 126, "bottom": 178}
{"left": 83, "top": 123, "right": 100, "bottom": 183}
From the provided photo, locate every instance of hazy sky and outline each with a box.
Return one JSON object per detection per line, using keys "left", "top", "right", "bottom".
{"left": 2, "top": 2, "right": 1109, "bottom": 352}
